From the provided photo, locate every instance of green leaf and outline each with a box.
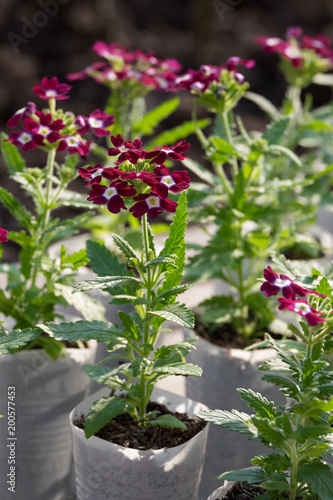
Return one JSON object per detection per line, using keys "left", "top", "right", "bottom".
{"left": 0, "top": 187, "right": 34, "bottom": 229}
{"left": 268, "top": 144, "right": 301, "bottom": 166}
{"left": 148, "top": 118, "right": 211, "bottom": 147}
{"left": 182, "top": 157, "right": 216, "bottom": 185}
{"left": 132, "top": 97, "right": 179, "bottom": 136}
{"left": 41, "top": 320, "right": 127, "bottom": 343}
{"left": 316, "top": 277, "right": 331, "bottom": 297}
{"left": 211, "top": 137, "right": 236, "bottom": 155}
{"left": 263, "top": 116, "right": 290, "bottom": 145}
{"left": 217, "top": 467, "right": 266, "bottom": 483}
{"left": 198, "top": 409, "right": 253, "bottom": 435}
{"left": 72, "top": 275, "right": 140, "bottom": 292}
{"left": 238, "top": 389, "right": 277, "bottom": 419}
{"left": 111, "top": 233, "right": 139, "bottom": 265}
{"left": 150, "top": 414, "right": 187, "bottom": 430}
{"left": 1, "top": 132, "right": 25, "bottom": 173}
{"left": 84, "top": 396, "right": 131, "bottom": 438}
{"left": 149, "top": 302, "right": 194, "bottom": 329}
{"left": 33, "top": 335, "right": 66, "bottom": 359}
{"left": 0, "top": 328, "right": 40, "bottom": 354}
{"left": 244, "top": 91, "right": 280, "bottom": 120}
{"left": 153, "top": 361, "right": 202, "bottom": 377}
{"left": 86, "top": 239, "right": 128, "bottom": 277}
{"left": 261, "top": 373, "right": 300, "bottom": 398}
{"left": 54, "top": 283, "right": 106, "bottom": 321}
{"left": 298, "top": 461, "right": 333, "bottom": 500}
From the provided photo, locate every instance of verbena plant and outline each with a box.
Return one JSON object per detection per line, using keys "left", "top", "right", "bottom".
{"left": 0, "top": 77, "right": 110, "bottom": 357}
{"left": 41, "top": 138, "right": 202, "bottom": 436}
{"left": 199, "top": 266, "right": 333, "bottom": 500}
{"left": 171, "top": 30, "right": 333, "bottom": 342}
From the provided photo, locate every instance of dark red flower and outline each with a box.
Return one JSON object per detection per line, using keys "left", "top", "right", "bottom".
{"left": 139, "top": 166, "right": 190, "bottom": 199}
{"left": 7, "top": 102, "right": 36, "bottom": 128}
{"left": 57, "top": 136, "right": 91, "bottom": 156}
{"left": 129, "top": 193, "right": 177, "bottom": 218}
{"left": 75, "top": 109, "right": 115, "bottom": 137}
{"left": 88, "top": 181, "right": 136, "bottom": 214}
{"left": 143, "top": 140, "right": 190, "bottom": 165}
{"left": 261, "top": 266, "right": 309, "bottom": 300}
{"left": 277, "top": 298, "right": 324, "bottom": 326}
{"left": 0, "top": 228, "right": 8, "bottom": 243}
{"left": 33, "top": 77, "right": 72, "bottom": 100}
{"left": 107, "top": 134, "right": 143, "bottom": 164}
{"left": 7, "top": 131, "right": 37, "bottom": 151}
{"left": 24, "top": 111, "right": 64, "bottom": 144}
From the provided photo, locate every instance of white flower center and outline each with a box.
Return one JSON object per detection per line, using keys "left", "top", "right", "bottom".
{"left": 275, "top": 278, "right": 291, "bottom": 288}
{"left": 104, "top": 187, "right": 117, "bottom": 200}
{"left": 146, "top": 196, "right": 160, "bottom": 208}
{"left": 38, "top": 125, "right": 50, "bottom": 136}
{"left": 294, "top": 303, "right": 311, "bottom": 314}
{"left": 266, "top": 38, "right": 282, "bottom": 46}
{"left": 92, "top": 169, "right": 103, "bottom": 179}
{"left": 284, "top": 46, "right": 301, "bottom": 59}
{"left": 18, "top": 132, "right": 32, "bottom": 144}
{"left": 45, "top": 90, "right": 57, "bottom": 97}
{"left": 88, "top": 117, "right": 104, "bottom": 128}
{"left": 160, "top": 175, "right": 175, "bottom": 187}
{"left": 66, "top": 136, "right": 80, "bottom": 146}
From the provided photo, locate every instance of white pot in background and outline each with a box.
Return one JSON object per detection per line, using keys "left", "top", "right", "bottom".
{"left": 70, "top": 387, "right": 209, "bottom": 500}
{"left": 0, "top": 342, "right": 97, "bottom": 500}
{"left": 184, "top": 330, "right": 284, "bottom": 500}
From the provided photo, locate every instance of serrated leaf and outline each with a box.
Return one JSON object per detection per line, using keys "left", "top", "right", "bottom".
{"left": 54, "top": 283, "right": 106, "bottom": 321}
{"left": 149, "top": 302, "right": 194, "bottom": 328}
{"left": 132, "top": 97, "right": 180, "bottom": 136}
{"left": 0, "top": 327, "right": 40, "bottom": 354}
{"left": 1, "top": 132, "right": 25, "bottom": 173}
{"left": 0, "top": 187, "right": 34, "bottom": 229}
{"left": 261, "top": 373, "right": 300, "bottom": 398}
{"left": 151, "top": 414, "right": 187, "bottom": 430}
{"left": 86, "top": 239, "right": 128, "bottom": 277}
{"left": 72, "top": 275, "right": 140, "bottom": 292}
{"left": 263, "top": 116, "right": 290, "bottom": 145}
{"left": 198, "top": 409, "right": 253, "bottom": 435}
{"left": 84, "top": 396, "right": 130, "bottom": 438}
{"left": 153, "top": 361, "right": 202, "bottom": 377}
{"left": 316, "top": 277, "right": 331, "bottom": 297}
{"left": 217, "top": 467, "right": 266, "bottom": 483}
{"left": 298, "top": 461, "right": 333, "bottom": 500}
{"left": 238, "top": 389, "right": 277, "bottom": 419}
{"left": 111, "top": 233, "right": 139, "bottom": 265}
{"left": 41, "top": 320, "right": 126, "bottom": 343}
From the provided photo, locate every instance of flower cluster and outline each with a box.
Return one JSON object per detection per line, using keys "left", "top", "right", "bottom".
{"left": 261, "top": 266, "right": 325, "bottom": 326}
{"left": 174, "top": 57, "right": 255, "bottom": 93}
{"left": 256, "top": 26, "right": 333, "bottom": 68}
{"left": 0, "top": 228, "right": 8, "bottom": 243}
{"left": 6, "top": 77, "right": 114, "bottom": 156}
{"left": 67, "top": 42, "right": 182, "bottom": 92}
{"left": 79, "top": 135, "right": 190, "bottom": 218}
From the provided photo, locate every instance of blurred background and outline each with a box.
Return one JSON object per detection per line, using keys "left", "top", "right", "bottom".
{"left": 1, "top": 0, "right": 333, "bottom": 244}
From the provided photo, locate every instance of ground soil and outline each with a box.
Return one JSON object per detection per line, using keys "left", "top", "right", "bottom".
{"left": 74, "top": 400, "right": 206, "bottom": 450}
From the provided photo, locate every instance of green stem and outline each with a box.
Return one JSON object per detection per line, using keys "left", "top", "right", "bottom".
{"left": 222, "top": 111, "right": 238, "bottom": 179}
{"left": 43, "top": 148, "right": 57, "bottom": 230}
{"left": 289, "top": 441, "right": 300, "bottom": 500}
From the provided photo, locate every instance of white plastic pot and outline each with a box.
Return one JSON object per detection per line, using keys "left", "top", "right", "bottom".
{"left": 207, "top": 481, "right": 233, "bottom": 500}
{"left": 184, "top": 330, "right": 284, "bottom": 500}
{"left": 0, "top": 342, "right": 97, "bottom": 500}
{"left": 70, "top": 387, "right": 209, "bottom": 500}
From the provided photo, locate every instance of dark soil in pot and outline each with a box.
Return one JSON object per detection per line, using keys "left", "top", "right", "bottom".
{"left": 74, "top": 400, "right": 206, "bottom": 450}
{"left": 194, "top": 313, "right": 280, "bottom": 349}
{"left": 217, "top": 482, "right": 267, "bottom": 499}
